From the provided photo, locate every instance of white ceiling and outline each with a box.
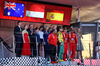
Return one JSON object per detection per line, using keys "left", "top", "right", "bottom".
{"left": 38, "top": 0, "right": 100, "bottom": 23}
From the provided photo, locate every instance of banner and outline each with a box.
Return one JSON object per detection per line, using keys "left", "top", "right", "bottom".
{"left": 26, "top": 3, "right": 45, "bottom": 18}
{"left": 4, "top": 1, "right": 25, "bottom": 17}
{"left": 46, "top": 10, "right": 64, "bottom": 23}
{"left": 0, "top": 0, "right": 72, "bottom": 25}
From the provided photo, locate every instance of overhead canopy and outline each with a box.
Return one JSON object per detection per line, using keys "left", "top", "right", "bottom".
{"left": 38, "top": 0, "right": 100, "bottom": 23}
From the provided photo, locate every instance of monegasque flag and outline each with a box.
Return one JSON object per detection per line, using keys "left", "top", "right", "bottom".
{"left": 4, "top": 1, "right": 25, "bottom": 17}
{"left": 26, "top": 3, "right": 45, "bottom": 18}
{"left": 46, "top": 10, "right": 64, "bottom": 23}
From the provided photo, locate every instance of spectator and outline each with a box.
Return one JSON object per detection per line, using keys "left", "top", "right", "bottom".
{"left": 76, "top": 28, "right": 84, "bottom": 60}
{"left": 38, "top": 26, "right": 44, "bottom": 45}
{"left": 44, "top": 26, "right": 50, "bottom": 61}
{"left": 14, "top": 21, "right": 23, "bottom": 57}
{"left": 95, "top": 41, "right": 100, "bottom": 59}
{"left": 27, "top": 24, "right": 36, "bottom": 57}
{"left": 35, "top": 27, "right": 41, "bottom": 56}
{"left": 22, "top": 24, "right": 31, "bottom": 56}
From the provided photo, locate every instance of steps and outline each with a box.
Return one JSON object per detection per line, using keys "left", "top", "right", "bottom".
{"left": 0, "top": 57, "right": 78, "bottom": 66}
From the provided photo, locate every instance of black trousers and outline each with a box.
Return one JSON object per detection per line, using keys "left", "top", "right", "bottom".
{"left": 30, "top": 42, "right": 37, "bottom": 57}
{"left": 38, "top": 43, "right": 40, "bottom": 56}
{"left": 15, "top": 42, "right": 23, "bottom": 57}
{"left": 57, "top": 42, "right": 60, "bottom": 57}
{"left": 44, "top": 43, "right": 50, "bottom": 58}
{"left": 40, "top": 39, "right": 43, "bottom": 44}
{"left": 49, "top": 44, "right": 56, "bottom": 61}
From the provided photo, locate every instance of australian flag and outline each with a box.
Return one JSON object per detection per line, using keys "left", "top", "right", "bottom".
{"left": 4, "top": 1, "right": 25, "bottom": 17}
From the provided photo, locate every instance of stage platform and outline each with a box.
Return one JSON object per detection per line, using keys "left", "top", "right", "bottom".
{"left": 0, "top": 57, "right": 100, "bottom": 66}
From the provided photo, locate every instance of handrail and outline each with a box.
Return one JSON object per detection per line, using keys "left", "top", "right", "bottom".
{"left": 0, "top": 37, "right": 13, "bottom": 53}
{"left": 0, "top": 35, "right": 13, "bottom": 43}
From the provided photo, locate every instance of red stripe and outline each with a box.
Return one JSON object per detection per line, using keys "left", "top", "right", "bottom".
{"left": 46, "top": 19, "right": 63, "bottom": 23}
{"left": 26, "top": 3, "right": 45, "bottom": 12}
{"left": 47, "top": 9, "right": 64, "bottom": 13}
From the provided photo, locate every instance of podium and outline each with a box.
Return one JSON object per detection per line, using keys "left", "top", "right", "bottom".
{"left": 1, "top": 57, "right": 78, "bottom": 66}
{"left": 59, "top": 61, "right": 77, "bottom": 65}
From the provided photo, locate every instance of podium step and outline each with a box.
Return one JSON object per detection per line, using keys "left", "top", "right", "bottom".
{"left": 0, "top": 57, "right": 80, "bottom": 66}
{"left": 59, "top": 61, "right": 77, "bottom": 65}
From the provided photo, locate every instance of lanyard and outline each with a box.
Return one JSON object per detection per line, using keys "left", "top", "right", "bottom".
{"left": 63, "top": 33, "right": 65, "bottom": 37}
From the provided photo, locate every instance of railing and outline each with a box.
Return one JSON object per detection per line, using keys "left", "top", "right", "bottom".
{"left": 0, "top": 35, "right": 47, "bottom": 66}
{"left": 0, "top": 37, "right": 13, "bottom": 53}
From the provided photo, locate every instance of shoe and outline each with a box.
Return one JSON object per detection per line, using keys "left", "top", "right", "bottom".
{"left": 81, "top": 59, "right": 83, "bottom": 62}
{"left": 47, "top": 61, "right": 50, "bottom": 64}
{"left": 38, "top": 59, "right": 40, "bottom": 63}
{"left": 69, "top": 58, "right": 73, "bottom": 61}
{"left": 81, "top": 62, "right": 84, "bottom": 65}
{"left": 61, "top": 59, "right": 64, "bottom": 61}
{"left": 30, "top": 55, "right": 32, "bottom": 57}
{"left": 64, "top": 59, "right": 67, "bottom": 61}
{"left": 54, "top": 61, "right": 58, "bottom": 63}
{"left": 73, "top": 59, "right": 75, "bottom": 61}
{"left": 51, "top": 61, "right": 55, "bottom": 64}
{"left": 47, "top": 58, "right": 50, "bottom": 61}
{"left": 59, "top": 59, "right": 64, "bottom": 62}
{"left": 58, "top": 59, "right": 62, "bottom": 62}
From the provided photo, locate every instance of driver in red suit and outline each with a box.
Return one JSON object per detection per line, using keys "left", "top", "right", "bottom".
{"left": 63, "top": 27, "right": 68, "bottom": 61}
{"left": 68, "top": 28, "right": 78, "bottom": 61}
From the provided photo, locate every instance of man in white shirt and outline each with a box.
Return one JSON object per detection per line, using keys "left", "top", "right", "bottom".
{"left": 38, "top": 26, "right": 44, "bottom": 44}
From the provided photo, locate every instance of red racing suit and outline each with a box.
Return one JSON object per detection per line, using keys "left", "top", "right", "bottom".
{"left": 68, "top": 33, "right": 78, "bottom": 59}
{"left": 62, "top": 32, "right": 68, "bottom": 60}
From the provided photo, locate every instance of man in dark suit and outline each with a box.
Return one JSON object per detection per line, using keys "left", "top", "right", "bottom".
{"left": 14, "top": 21, "right": 23, "bottom": 57}
{"left": 27, "top": 24, "right": 36, "bottom": 57}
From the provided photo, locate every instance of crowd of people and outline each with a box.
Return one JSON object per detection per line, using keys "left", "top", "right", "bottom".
{"left": 14, "top": 21, "right": 84, "bottom": 64}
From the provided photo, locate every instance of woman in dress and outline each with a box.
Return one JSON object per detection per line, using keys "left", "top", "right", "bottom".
{"left": 22, "top": 24, "right": 31, "bottom": 56}
{"left": 76, "top": 28, "right": 84, "bottom": 60}
{"left": 95, "top": 41, "right": 100, "bottom": 59}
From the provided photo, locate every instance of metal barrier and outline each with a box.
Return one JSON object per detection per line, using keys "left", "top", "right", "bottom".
{"left": 89, "top": 43, "right": 92, "bottom": 66}
{"left": 0, "top": 35, "right": 48, "bottom": 66}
